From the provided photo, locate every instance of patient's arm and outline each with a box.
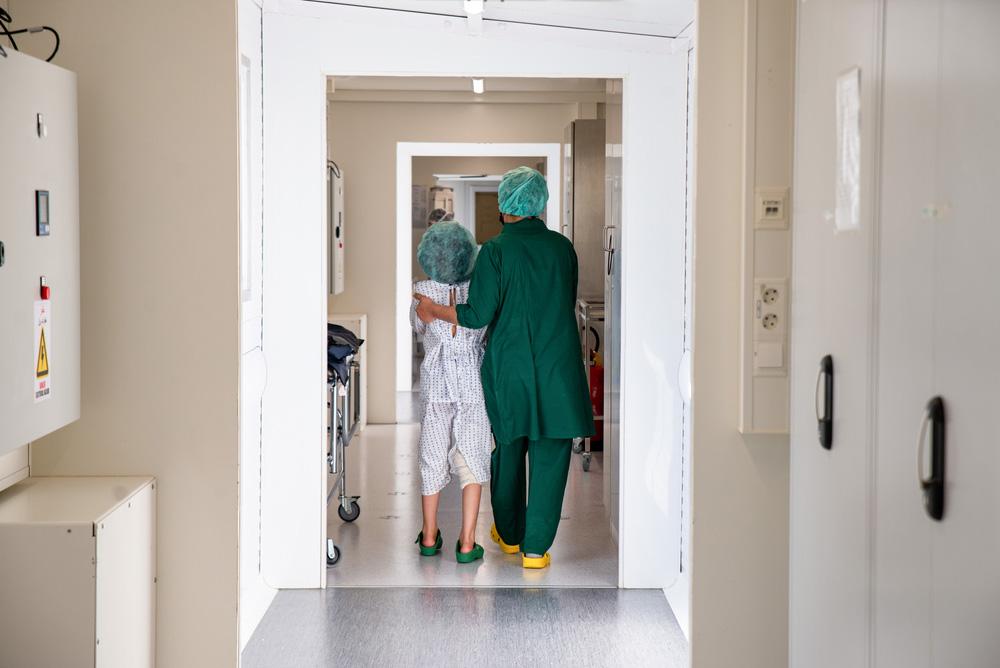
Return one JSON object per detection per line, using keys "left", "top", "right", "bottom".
{"left": 414, "top": 293, "right": 458, "bottom": 325}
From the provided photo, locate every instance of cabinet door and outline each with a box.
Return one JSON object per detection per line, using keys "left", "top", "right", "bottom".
{"left": 872, "top": 4, "right": 938, "bottom": 665}
{"left": 928, "top": 5, "right": 1000, "bottom": 664}
{"left": 788, "top": 2, "right": 880, "bottom": 665}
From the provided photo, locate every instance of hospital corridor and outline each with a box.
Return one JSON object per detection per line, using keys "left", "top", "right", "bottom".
{"left": 1, "top": 1, "right": 998, "bottom": 668}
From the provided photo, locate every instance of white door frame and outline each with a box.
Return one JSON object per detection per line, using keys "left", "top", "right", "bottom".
{"left": 396, "top": 141, "right": 562, "bottom": 392}
{"left": 260, "top": 0, "right": 689, "bottom": 602}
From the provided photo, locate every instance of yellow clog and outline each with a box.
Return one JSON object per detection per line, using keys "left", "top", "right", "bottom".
{"left": 522, "top": 552, "right": 551, "bottom": 569}
{"left": 490, "top": 523, "right": 519, "bottom": 555}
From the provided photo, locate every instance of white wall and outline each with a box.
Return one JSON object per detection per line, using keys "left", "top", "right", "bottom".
{"left": 689, "top": 1, "right": 794, "bottom": 666}
{"left": 238, "top": 0, "right": 277, "bottom": 653}
{"left": 10, "top": 1, "right": 241, "bottom": 665}
{"left": 328, "top": 102, "right": 574, "bottom": 421}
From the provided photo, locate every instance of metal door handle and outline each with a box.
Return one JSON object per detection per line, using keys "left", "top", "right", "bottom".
{"left": 603, "top": 226, "right": 616, "bottom": 276}
{"left": 603, "top": 225, "right": 616, "bottom": 252}
{"left": 816, "top": 355, "right": 833, "bottom": 449}
{"left": 917, "top": 396, "right": 945, "bottom": 521}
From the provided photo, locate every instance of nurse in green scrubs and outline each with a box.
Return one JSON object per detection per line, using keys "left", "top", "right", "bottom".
{"left": 414, "top": 166, "right": 593, "bottom": 569}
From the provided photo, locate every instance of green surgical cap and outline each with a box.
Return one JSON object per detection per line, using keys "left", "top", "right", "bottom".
{"left": 417, "top": 221, "right": 478, "bottom": 285}
{"left": 498, "top": 166, "right": 548, "bottom": 218}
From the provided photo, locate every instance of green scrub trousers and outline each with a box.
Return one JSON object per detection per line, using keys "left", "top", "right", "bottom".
{"left": 491, "top": 436, "right": 573, "bottom": 555}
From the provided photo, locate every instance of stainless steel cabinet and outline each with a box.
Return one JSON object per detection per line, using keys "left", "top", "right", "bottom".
{"left": 564, "top": 119, "right": 606, "bottom": 300}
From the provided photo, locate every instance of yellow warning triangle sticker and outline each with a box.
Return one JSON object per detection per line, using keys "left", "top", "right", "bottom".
{"left": 36, "top": 328, "right": 49, "bottom": 378}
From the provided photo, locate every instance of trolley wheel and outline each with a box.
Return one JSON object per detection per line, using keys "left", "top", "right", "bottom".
{"left": 326, "top": 540, "right": 341, "bottom": 566}
{"left": 572, "top": 439, "right": 584, "bottom": 454}
{"left": 338, "top": 500, "right": 361, "bottom": 523}
{"left": 582, "top": 453, "right": 592, "bottom": 472}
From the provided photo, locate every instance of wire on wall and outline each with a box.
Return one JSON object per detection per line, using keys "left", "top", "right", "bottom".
{"left": 0, "top": 8, "right": 61, "bottom": 62}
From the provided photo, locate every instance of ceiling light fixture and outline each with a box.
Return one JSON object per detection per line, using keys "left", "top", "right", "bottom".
{"left": 472, "top": 78, "right": 485, "bottom": 94}
{"left": 463, "top": 0, "right": 485, "bottom": 16}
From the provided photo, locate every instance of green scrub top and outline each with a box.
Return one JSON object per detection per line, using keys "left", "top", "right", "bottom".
{"left": 456, "top": 217, "right": 594, "bottom": 445}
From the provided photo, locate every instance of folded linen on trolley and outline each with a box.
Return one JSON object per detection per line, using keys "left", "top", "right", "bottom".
{"left": 328, "top": 322, "right": 364, "bottom": 384}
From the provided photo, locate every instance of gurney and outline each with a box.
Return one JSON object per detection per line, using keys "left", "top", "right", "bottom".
{"left": 326, "top": 323, "right": 363, "bottom": 566}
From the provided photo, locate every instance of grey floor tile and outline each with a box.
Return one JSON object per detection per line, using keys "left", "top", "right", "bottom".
{"left": 242, "top": 588, "right": 688, "bottom": 668}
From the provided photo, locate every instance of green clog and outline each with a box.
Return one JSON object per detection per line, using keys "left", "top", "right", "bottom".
{"left": 415, "top": 529, "right": 443, "bottom": 556}
{"left": 455, "top": 541, "right": 485, "bottom": 564}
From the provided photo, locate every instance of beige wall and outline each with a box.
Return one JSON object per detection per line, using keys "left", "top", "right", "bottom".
{"left": 328, "top": 101, "right": 577, "bottom": 422}
{"left": 690, "top": 1, "right": 793, "bottom": 667}
{"left": 11, "top": 1, "right": 240, "bottom": 666}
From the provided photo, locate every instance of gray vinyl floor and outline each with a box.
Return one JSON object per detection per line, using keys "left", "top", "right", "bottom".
{"left": 243, "top": 377, "right": 687, "bottom": 667}
{"left": 242, "top": 588, "right": 688, "bottom": 668}
{"left": 325, "top": 391, "right": 617, "bottom": 588}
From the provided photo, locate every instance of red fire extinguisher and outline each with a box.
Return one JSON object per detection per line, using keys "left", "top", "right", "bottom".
{"left": 588, "top": 327, "right": 604, "bottom": 443}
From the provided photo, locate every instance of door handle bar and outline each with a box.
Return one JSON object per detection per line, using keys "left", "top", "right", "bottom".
{"left": 917, "top": 396, "right": 945, "bottom": 521}
{"left": 816, "top": 355, "right": 833, "bottom": 449}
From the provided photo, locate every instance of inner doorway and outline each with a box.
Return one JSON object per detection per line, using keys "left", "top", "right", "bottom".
{"left": 324, "top": 79, "right": 620, "bottom": 587}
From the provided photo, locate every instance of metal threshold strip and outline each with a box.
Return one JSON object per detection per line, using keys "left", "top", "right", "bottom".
{"left": 300, "top": 0, "right": 687, "bottom": 39}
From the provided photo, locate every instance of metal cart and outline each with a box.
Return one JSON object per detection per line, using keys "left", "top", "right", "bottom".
{"left": 326, "top": 357, "right": 362, "bottom": 566}
{"left": 575, "top": 298, "right": 605, "bottom": 472}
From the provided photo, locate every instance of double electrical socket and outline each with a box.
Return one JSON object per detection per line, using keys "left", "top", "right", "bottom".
{"left": 754, "top": 278, "right": 787, "bottom": 342}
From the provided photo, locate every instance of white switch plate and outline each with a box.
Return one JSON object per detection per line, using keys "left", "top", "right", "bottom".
{"left": 754, "top": 341, "right": 784, "bottom": 370}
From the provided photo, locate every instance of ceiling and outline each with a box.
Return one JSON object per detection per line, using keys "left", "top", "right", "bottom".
{"left": 313, "top": 0, "right": 694, "bottom": 38}
{"left": 331, "top": 76, "right": 607, "bottom": 93}
{"left": 327, "top": 75, "right": 614, "bottom": 104}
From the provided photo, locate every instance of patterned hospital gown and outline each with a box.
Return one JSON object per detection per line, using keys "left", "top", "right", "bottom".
{"left": 411, "top": 280, "right": 492, "bottom": 495}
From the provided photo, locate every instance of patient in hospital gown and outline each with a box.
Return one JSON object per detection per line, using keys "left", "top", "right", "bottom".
{"left": 410, "top": 221, "right": 490, "bottom": 563}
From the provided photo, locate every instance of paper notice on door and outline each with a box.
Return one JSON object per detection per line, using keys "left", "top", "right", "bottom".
{"left": 34, "top": 299, "right": 51, "bottom": 403}
{"left": 835, "top": 67, "right": 861, "bottom": 231}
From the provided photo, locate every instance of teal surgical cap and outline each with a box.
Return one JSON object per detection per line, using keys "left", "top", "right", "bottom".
{"left": 417, "top": 221, "right": 478, "bottom": 285}
{"left": 498, "top": 166, "right": 548, "bottom": 218}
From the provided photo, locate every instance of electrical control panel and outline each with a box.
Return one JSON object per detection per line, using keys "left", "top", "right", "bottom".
{"left": 0, "top": 50, "right": 81, "bottom": 472}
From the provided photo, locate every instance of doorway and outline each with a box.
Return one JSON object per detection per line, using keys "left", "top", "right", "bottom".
{"left": 255, "top": 0, "right": 689, "bottom": 615}
{"left": 324, "top": 79, "right": 619, "bottom": 586}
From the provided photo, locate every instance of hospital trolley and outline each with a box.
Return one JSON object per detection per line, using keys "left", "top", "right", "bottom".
{"left": 326, "top": 356, "right": 362, "bottom": 566}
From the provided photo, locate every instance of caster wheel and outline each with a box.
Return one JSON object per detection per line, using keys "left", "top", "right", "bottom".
{"left": 572, "top": 439, "right": 584, "bottom": 454}
{"left": 582, "top": 453, "right": 592, "bottom": 472}
{"left": 326, "top": 540, "right": 341, "bottom": 566}
{"left": 338, "top": 500, "right": 361, "bottom": 523}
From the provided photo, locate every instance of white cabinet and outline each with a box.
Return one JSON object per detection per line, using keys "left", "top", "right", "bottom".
{"left": 789, "top": 1, "right": 881, "bottom": 665}
{"left": 791, "top": 2, "right": 1000, "bottom": 666}
{"left": 875, "top": 4, "right": 1000, "bottom": 666}
{"left": 0, "top": 477, "right": 156, "bottom": 668}
{"left": 925, "top": 7, "right": 1000, "bottom": 662}
{"left": 871, "top": 3, "right": 938, "bottom": 664}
